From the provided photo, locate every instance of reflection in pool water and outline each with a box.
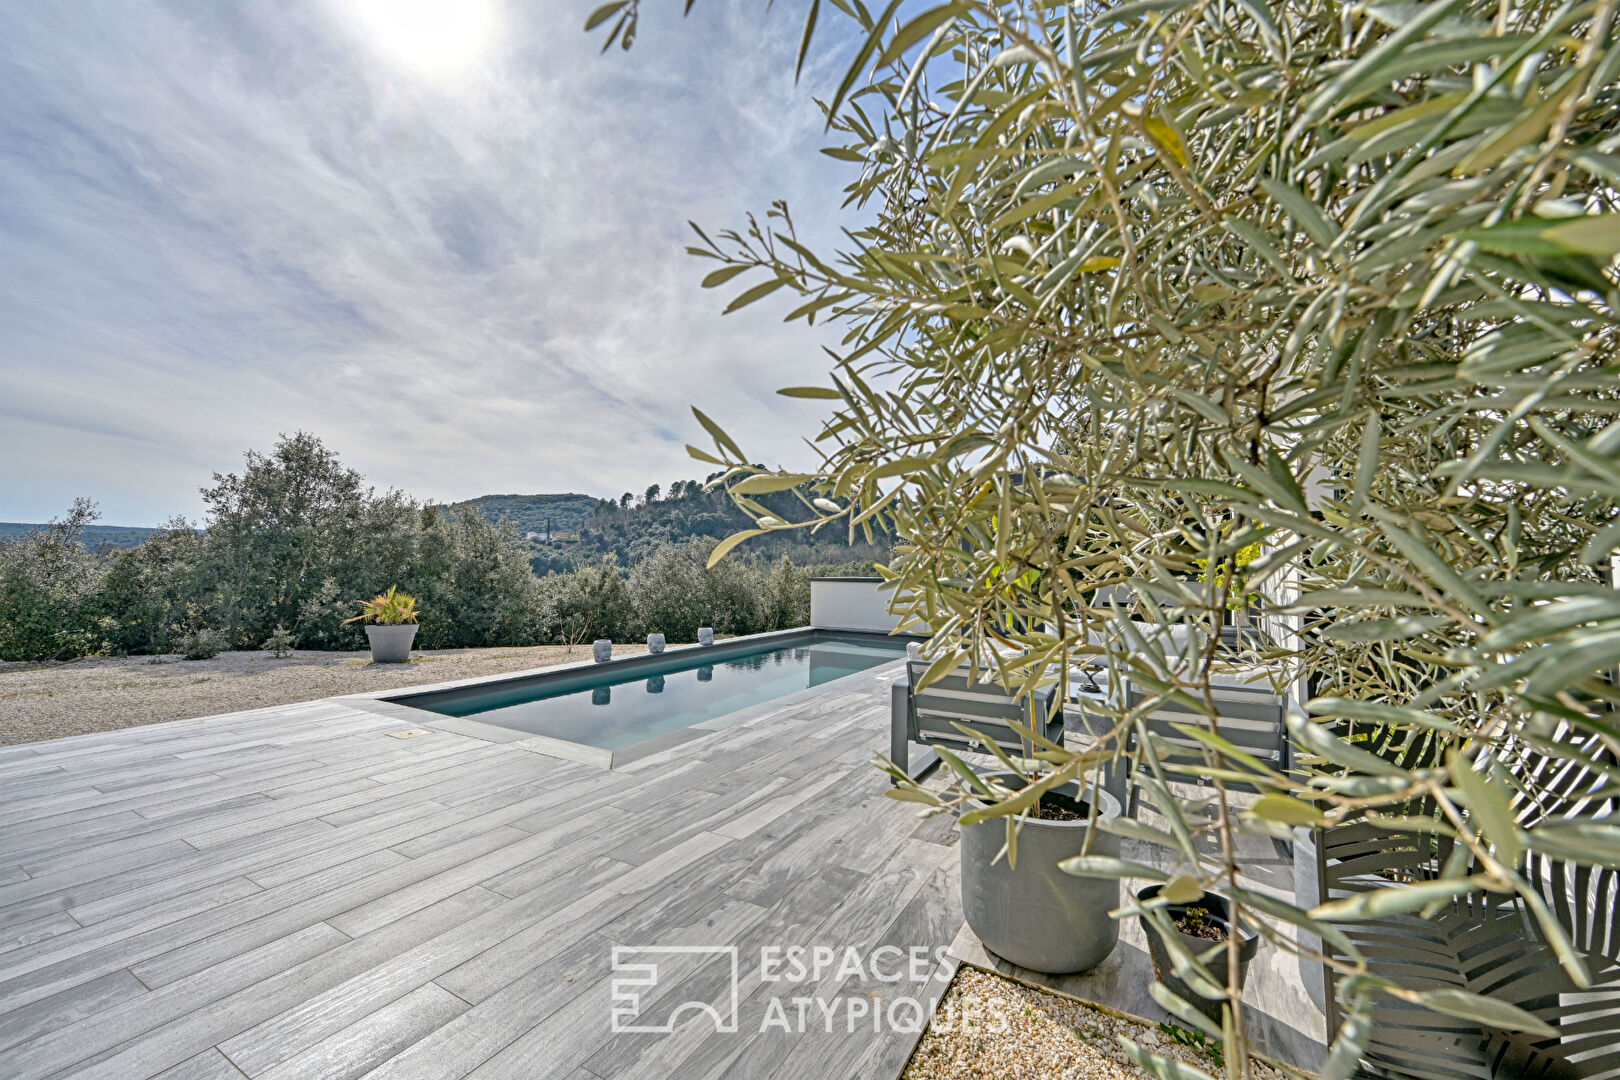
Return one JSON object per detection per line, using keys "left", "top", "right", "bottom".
{"left": 410, "top": 634, "right": 910, "bottom": 751}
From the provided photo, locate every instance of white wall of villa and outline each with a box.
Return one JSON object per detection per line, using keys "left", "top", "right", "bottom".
{"left": 809, "top": 577, "right": 904, "bottom": 634}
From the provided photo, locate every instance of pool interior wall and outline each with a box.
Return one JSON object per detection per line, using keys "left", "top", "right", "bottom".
{"left": 388, "top": 629, "right": 916, "bottom": 754}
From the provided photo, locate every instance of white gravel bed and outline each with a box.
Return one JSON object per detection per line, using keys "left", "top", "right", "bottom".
{"left": 903, "top": 967, "right": 1290, "bottom": 1080}
{"left": 0, "top": 644, "right": 646, "bottom": 747}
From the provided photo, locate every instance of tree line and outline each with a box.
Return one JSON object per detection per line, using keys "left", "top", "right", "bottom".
{"left": 525, "top": 473, "right": 892, "bottom": 575}
{"left": 0, "top": 434, "right": 878, "bottom": 661}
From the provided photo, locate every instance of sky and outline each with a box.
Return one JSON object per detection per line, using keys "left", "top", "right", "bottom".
{"left": 0, "top": 0, "right": 863, "bottom": 525}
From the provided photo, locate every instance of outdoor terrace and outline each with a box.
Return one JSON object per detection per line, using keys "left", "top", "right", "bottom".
{"left": 0, "top": 660, "right": 1324, "bottom": 1080}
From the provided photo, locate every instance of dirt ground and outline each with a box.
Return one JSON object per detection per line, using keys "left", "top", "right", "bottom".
{"left": 0, "top": 644, "right": 646, "bottom": 747}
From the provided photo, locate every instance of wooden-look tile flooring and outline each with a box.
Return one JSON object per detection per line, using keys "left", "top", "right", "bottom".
{"left": 0, "top": 662, "right": 1325, "bottom": 1079}
{"left": 0, "top": 668, "right": 962, "bottom": 1080}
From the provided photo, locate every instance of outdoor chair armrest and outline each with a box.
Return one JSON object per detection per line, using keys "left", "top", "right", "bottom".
{"left": 889, "top": 679, "right": 912, "bottom": 779}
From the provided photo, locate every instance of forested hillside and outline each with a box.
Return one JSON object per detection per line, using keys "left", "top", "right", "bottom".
{"left": 445, "top": 494, "right": 605, "bottom": 538}
{"left": 0, "top": 522, "right": 160, "bottom": 551}
{"left": 519, "top": 478, "right": 890, "bottom": 575}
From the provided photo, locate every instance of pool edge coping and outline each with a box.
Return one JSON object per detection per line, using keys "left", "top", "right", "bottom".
{"left": 334, "top": 625, "right": 921, "bottom": 769}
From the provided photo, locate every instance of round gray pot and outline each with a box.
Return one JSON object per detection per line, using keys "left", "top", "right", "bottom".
{"left": 364, "top": 623, "right": 417, "bottom": 663}
{"left": 960, "top": 773, "right": 1122, "bottom": 973}
{"left": 1136, "top": 885, "right": 1259, "bottom": 1024}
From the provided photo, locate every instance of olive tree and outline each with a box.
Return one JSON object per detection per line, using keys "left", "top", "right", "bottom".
{"left": 630, "top": 538, "right": 767, "bottom": 639}
{"left": 600, "top": 0, "right": 1620, "bottom": 1074}
{"left": 0, "top": 499, "right": 106, "bottom": 660}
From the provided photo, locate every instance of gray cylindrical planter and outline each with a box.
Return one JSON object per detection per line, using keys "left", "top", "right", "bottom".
{"left": 1137, "top": 885, "right": 1259, "bottom": 1024}
{"left": 364, "top": 623, "right": 417, "bottom": 663}
{"left": 961, "top": 773, "right": 1122, "bottom": 973}
{"left": 698, "top": 627, "right": 715, "bottom": 646}
{"left": 647, "top": 633, "right": 666, "bottom": 655}
{"left": 593, "top": 640, "right": 612, "bottom": 663}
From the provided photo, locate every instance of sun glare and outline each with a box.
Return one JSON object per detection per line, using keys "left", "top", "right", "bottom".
{"left": 347, "top": 0, "right": 497, "bottom": 80}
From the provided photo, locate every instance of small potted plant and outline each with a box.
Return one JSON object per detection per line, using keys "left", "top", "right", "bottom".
{"left": 1135, "top": 884, "right": 1259, "bottom": 1023}
{"left": 345, "top": 585, "right": 420, "bottom": 663}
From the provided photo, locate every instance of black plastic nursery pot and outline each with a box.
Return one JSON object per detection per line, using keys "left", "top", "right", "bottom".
{"left": 959, "top": 773, "right": 1123, "bottom": 974}
{"left": 1136, "top": 884, "right": 1259, "bottom": 1024}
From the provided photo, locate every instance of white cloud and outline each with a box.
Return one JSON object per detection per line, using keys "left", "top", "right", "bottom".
{"left": 0, "top": 0, "right": 862, "bottom": 523}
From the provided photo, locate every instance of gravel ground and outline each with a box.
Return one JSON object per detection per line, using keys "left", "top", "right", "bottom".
{"left": 0, "top": 644, "right": 646, "bottom": 747}
{"left": 904, "top": 967, "right": 1286, "bottom": 1080}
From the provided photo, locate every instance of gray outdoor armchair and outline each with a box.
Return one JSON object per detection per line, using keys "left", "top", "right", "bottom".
{"left": 1069, "top": 667, "right": 1290, "bottom": 817}
{"left": 1295, "top": 725, "right": 1620, "bottom": 1080}
{"left": 889, "top": 658, "right": 1065, "bottom": 782}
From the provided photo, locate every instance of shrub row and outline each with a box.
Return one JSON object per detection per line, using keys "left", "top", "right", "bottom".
{"left": 0, "top": 436, "right": 874, "bottom": 661}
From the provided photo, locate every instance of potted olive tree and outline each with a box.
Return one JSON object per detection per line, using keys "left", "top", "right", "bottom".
{"left": 886, "top": 711, "right": 1124, "bottom": 975}
{"left": 958, "top": 771, "right": 1123, "bottom": 973}
{"left": 345, "top": 585, "right": 420, "bottom": 663}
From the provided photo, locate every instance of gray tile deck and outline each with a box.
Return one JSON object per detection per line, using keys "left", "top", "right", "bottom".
{"left": 0, "top": 662, "right": 1326, "bottom": 1079}
{"left": 0, "top": 667, "right": 963, "bottom": 1080}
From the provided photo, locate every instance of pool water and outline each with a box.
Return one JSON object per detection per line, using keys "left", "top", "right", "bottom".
{"left": 404, "top": 633, "right": 910, "bottom": 750}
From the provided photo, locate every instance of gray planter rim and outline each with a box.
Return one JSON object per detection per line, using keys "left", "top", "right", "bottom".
{"left": 962, "top": 771, "right": 1123, "bottom": 826}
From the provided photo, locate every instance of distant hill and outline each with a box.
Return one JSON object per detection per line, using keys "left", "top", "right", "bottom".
{"left": 0, "top": 522, "right": 161, "bottom": 550}
{"left": 520, "top": 480, "right": 891, "bottom": 576}
{"left": 447, "top": 493, "right": 608, "bottom": 539}
{"left": 4, "top": 484, "right": 890, "bottom": 572}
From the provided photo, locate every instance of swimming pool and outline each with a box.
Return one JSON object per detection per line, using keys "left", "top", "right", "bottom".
{"left": 390, "top": 630, "right": 911, "bottom": 757}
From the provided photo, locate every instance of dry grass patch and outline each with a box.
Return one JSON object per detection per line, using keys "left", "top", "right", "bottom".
{"left": 0, "top": 644, "right": 645, "bottom": 746}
